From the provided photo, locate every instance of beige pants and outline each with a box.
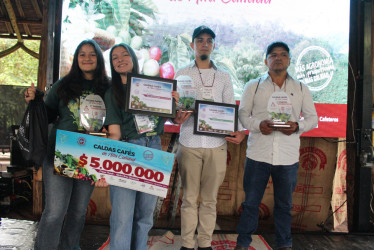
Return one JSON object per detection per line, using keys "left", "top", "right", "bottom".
{"left": 177, "top": 144, "right": 227, "bottom": 248}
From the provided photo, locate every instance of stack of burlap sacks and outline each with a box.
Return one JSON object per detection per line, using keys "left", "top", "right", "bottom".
{"left": 86, "top": 134, "right": 348, "bottom": 231}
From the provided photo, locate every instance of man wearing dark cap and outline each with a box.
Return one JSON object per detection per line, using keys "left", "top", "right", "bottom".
{"left": 173, "top": 26, "right": 245, "bottom": 250}
{"left": 234, "top": 41, "right": 318, "bottom": 250}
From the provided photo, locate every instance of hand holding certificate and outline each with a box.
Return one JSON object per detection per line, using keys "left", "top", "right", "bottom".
{"left": 193, "top": 100, "right": 238, "bottom": 137}
{"left": 125, "top": 73, "right": 177, "bottom": 118}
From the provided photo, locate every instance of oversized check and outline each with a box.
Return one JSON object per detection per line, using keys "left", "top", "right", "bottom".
{"left": 53, "top": 129, "right": 175, "bottom": 197}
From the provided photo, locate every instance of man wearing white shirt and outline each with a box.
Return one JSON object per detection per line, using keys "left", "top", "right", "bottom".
{"left": 234, "top": 41, "right": 318, "bottom": 250}
{"left": 173, "top": 26, "right": 245, "bottom": 250}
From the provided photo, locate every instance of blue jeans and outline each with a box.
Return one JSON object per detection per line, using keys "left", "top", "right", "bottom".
{"left": 236, "top": 158, "right": 299, "bottom": 249}
{"left": 109, "top": 135, "right": 160, "bottom": 250}
{"left": 34, "top": 148, "right": 94, "bottom": 250}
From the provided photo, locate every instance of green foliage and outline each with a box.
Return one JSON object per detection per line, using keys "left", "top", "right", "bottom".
{"left": 162, "top": 34, "right": 193, "bottom": 70}
{"left": 0, "top": 39, "right": 39, "bottom": 86}
{"left": 213, "top": 39, "right": 267, "bottom": 99}
{"left": 90, "top": 174, "right": 98, "bottom": 182}
{"left": 270, "top": 112, "right": 291, "bottom": 122}
{"left": 69, "top": 0, "right": 158, "bottom": 41}
{"left": 79, "top": 166, "right": 88, "bottom": 176}
{"left": 179, "top": 97, "right": 195, "bottom": 109}
{"left": 55, "top": 150, "right": 62, "bottom": 158}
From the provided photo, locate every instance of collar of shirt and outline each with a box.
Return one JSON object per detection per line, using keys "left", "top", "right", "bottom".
{"left": 187, "top": 60, "right": 218, "bottom": 70}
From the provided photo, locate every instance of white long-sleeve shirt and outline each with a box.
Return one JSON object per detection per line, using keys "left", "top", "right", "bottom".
{"left": 239, "top": 73, "right": 318, "bottom": 165}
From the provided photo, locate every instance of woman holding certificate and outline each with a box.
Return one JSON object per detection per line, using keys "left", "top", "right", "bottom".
{"left": 24, "top": 39, "right": 110, "bottom": 250}
{"left": 101, "top": 43, "right": 178, "bottom": 250}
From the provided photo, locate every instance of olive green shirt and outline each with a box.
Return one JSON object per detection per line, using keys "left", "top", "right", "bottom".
{"left": 45, "top": 79, "right": 96, "bottom": 149}
{"left": 104, "top": 86, "right": 164, "bottom": 140}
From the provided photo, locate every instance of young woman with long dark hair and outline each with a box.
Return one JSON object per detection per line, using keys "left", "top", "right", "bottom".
{"left": 102, "top": 43, "right": 178, "bottom": 250}
{"left": 25, "top": 39, "right": 109, "bottom": 250}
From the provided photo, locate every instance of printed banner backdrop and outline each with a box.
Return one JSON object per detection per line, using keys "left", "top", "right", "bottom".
{"left": 59, "top": 0, "right": 350, "bottom": 138}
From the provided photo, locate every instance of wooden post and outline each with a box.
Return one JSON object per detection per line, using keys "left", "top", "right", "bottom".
{"left": 33, "top": 0, "right": 62, "bottom": 217}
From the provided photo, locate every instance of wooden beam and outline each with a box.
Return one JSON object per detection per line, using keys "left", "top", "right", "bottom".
{"left": 0, "top": 17, "right": 42, "bottom": 25}
{"left": 23, "top": 24, "right": 32, "bottom": 36}
{"left": 33, "top": 169, "right": 43, "bottom": 220}
{"left": 0, "top": 42, "right": 21, "bottom": 58}
{"left": 0, "top": 34, "right": 41, "bottom": 40}
{"left": 20, "top": 43, "right": 39, "bottom": 59}
{"left": 15, "top": 0, "right": 23, "bottom": 16}
{"left": 4, "top": 22, "right": 13, "bottom": 35}
{"left": 0, "top": 0, "right": 39, "bottom": 58}
{"left": 31, "top": 0, "right": 43, "bottom": 19}
{"left": 15, "top": 0, "right": 32, "bottom": 37}
{"left": 0, "top": 41, "right": 39, "bottom": 59}
{"left": 3, "top": 0, "right": 22, "bottom": 41}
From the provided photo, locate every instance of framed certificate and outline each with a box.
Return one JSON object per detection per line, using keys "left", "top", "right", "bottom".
{"left": 125, "top": 73, "right": 177, "bottom": 118}
{"left": 194, "top": 100, "right": 238, "bottom": 137}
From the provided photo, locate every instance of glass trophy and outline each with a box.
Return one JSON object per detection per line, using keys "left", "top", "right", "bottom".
{"left": 176, "top": 75, "right": 196, "bottom": 113}
{"left": 267, "top": 92, "right": 292, "bottom": 128}
{"left": 80, "top": 94, "right": 107, "bottom": 135}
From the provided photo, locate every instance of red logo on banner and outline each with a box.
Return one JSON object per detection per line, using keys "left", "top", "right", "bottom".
{"left": 299, "top": 147, "right": 327, "bottom": 171}
{"left": 77, "top": 137, "right": 86, "bottom": 146}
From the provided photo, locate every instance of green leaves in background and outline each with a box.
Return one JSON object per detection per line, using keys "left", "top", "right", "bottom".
{"left": 214, "top": 40, "right": 266, "bottom": 99}
{"left": 0, "top": 39, "right": 39, "bottom": 86}
{"left": 163, "top": 34, "right": 192, "bottom": 71}
{"left": 71, "top": 0, "right": 158, "bottom": 42}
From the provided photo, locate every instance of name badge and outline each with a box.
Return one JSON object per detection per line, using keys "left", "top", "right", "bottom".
{"left": 134, "top": 114, "right": 156, "bottom": 134}
{"left": 202, "top": 87, "right": 214, "bottom": 101}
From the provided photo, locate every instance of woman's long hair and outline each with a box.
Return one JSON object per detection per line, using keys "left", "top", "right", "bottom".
{"left": 109, "top": 43, "right": 139, "bottom": 109}
{"left": 57, "top": 39, "right": 109, "bottom": 105}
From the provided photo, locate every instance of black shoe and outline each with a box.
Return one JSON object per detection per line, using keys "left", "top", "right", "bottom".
{"left": 198, "top": 247, "right": 213, "bottom": 250}
{"left": 180, "top": 247, "right": 194, "bottom": 250}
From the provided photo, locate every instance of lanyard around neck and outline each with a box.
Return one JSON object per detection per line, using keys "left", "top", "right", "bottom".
{"left": 195, "top": 60, "right": 215, "bottom": 87}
